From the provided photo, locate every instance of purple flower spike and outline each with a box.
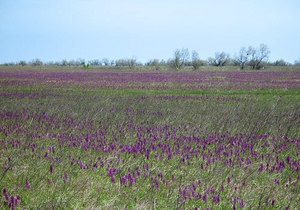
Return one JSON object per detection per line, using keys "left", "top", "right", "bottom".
{"left": 50, "top": 165, "right": 54, "bottom": 173}
{"left": 227, "top": 177, "right": 231, "bottom": 184}
{"left": 213, "top": 194, "right": 220, "bottom": 203}
{"left": 234, "top": 196, "right": 239, "bottom": 203}
{"left": 265, "top": 198, "right": 269, "bottom": 205}
{"left": 26, "top": 180, "right": 31, "bottom": 189}
{"left": 286, "top": 156, "right": 291, "bottom": 163}
{"left": 65, "top": 173, "right": 69, "bottom": 180}
{"left": 12, "top": 195, "right": 18, "bottom": 206}
{"left": 258, "top": 164, "right": 264, "bottom": 172}
{"left": 202, "top": 194, "right": 207, "bottom": 202}
{"left": 3, "top": 188, "right": 9, "bottom": 201}
{"left": 239, "top": 199, "right": 245, "bottom": 208}
{"left": 272, "top": 199, "right": 276, "bottom": 206}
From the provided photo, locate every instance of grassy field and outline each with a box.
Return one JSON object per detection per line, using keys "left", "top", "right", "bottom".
{"left": 0, "top": 66, "right": 300, "bottom": 209}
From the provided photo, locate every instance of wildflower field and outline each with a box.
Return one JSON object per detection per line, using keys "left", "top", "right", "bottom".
{"left": 0, "top": 66, "right": 300, "bottom": 209}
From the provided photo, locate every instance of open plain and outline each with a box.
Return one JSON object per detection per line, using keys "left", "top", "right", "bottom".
{"left": 1, "top": 66, "right": 300, "bottom": 209}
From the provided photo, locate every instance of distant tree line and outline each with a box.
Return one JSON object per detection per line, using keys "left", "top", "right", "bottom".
{"left": 2, "top": 44, "right": 299, "bottom": 69}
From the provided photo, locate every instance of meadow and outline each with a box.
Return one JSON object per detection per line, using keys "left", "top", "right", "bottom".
{"left": 0, "top": 66, "right": 300, "bottom": 209}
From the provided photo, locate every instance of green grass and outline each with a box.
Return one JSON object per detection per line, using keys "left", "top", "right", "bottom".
{"left": 0, "top": 68, "right": 299, "bottom": 209}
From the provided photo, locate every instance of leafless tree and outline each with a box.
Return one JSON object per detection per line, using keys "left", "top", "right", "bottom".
{"left": 127, "top": 57, "right": 137, "bottom": 69}
{"left": 208, "top": 52, "right": 230, "bottom": 66}
{"left": 146, "top": 59, "right": 161, "bottom": 70}
{"left": 18, "top": 60, "right": 27, "bottom": 66}
{"left": 76, "top": 58, "right": 85, "bottom": 66}
{"left": 31, "top": 58, "right": 43, "bottom": 66}
{"left": 102, "top": 58, "right": 110, "bottom": 66}
{"left": 171, "top": 48, "right": 189, "bottom": 70}
{"left": 235, "top": 47, "right": 250, "bottom": 70}
{"left": 115, "top": 59, "right": 127, "bottom": 66}
{"left": 248, "top": 44, "right": 270, "bottom": 70}
{"left": 115, "top": 57, "right": 137, "bottom": 69}
{"left": 294, "top": 58, "right": 300, "bottom": 66}
{"left": 88, "top": 59, "right": 102, "bottom": 66}
{"left": 273, "top": 59, "right": 289, "bottom": 66}
{"left": 61, "top": 59, "right": 68, "bottom": 66}
{"left": 191, "top": 50, "right": 205, "bottom": 70}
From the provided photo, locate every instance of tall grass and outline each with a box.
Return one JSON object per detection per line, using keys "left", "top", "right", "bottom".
{"left": 0, "top": 67, "right": 299, "bottom": 209}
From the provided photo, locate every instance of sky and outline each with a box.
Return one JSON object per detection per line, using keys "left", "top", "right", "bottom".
{"left": 1, "top": 0, "right": 299, "bottom": 64}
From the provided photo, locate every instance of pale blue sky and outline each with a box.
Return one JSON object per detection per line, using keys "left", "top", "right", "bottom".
{"left": 1, "top": 0, "right": 299, "bottom": 64}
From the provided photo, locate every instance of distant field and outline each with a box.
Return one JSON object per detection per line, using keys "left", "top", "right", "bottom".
{"left": 0, "top": 66, "right": 299, "bottom": 209}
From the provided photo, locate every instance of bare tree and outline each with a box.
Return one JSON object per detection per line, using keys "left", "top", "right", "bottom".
{"left": 294, "top": 58, "right": 300, "bottom": 66}
{"left": 146, "top": 59, "right": 161, "bottom": 70}
{"left": 68, "top": 59, "right": 76, "bottom": 66}
{"left": 273, "top": 59, "right": 289, "bottom": 66}
{"left": 191, "top": 50, "right": 205, "bottom": 70}
{"left": 76, "top": 58, "right": 85, "bottom": 66}
{"left": 115, "top": 57, "right": 137, "bottom": 69}
{"left": 102, "top": 58, "right": 110, "bottom": 66}
{"left": 127, "top": 57, "right": 137, "bottom": 69}
{"left": 235, "top": 47, "right": 250, "bottom": 70}
{"left": 115, "top": 59, "right": 127, "bottom": 67}
{"left": 208, "top": 52, "right": 230, "bottom": 66}
{"left": 18, "top": 60, "right": 27, "bottom": 66}
{"left": 61, "top": 59, "right": 68, "bottom": 66}
{"left": 171, "top": 48, "right": 189, "bottom": 70}
{"left": 31, "top": 58, "right": 43, "bottom": 66}
{"left": 248, "top": 44, "right": 270, "bottom": 70}
{"left": 89, "top": 59, "right": 102, "bottom": 66}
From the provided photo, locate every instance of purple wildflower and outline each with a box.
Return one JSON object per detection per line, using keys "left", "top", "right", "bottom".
{"left": 286, "top": 156, "right": 291, "bottom": 163}
{"left": 272, "top": 199, "right": 276, "bottom": 206}
{"left": 65, "top": 173, "right": 69, "bottom": 180}
{"left": 265, "top": 198, "right": 269, "bottom": 205}
{"left": 234, "top": 196, "right": 239, "bottom": 203}
{"left": 227, "top": 177, "right": 231, "bottom": 184}
{"left": 3, "top": 188, "right": 9, "bottom": 201}
{"left": 258, "top": 163, "right": 264, "bottom": 172}
{"left": 202, "top": 194, "right": 207, "bottom": 202}
{"left": 213, "top": 194, "right": 220, "bottom": 203}
{"left": 240, "top": 199, "right": 245, "bottom": 208}
{"left": 26, "top": 180, "right": 31, "bottom": 189}
{"left": 50, "top": 165, "right": 54, "bottom": 173}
